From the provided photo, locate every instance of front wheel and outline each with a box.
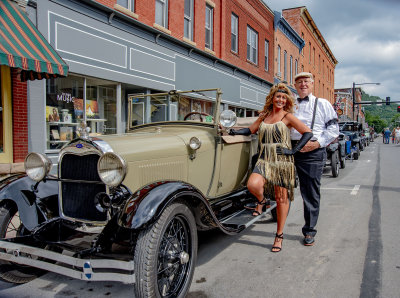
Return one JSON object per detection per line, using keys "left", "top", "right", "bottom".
{"left": 134, "top": 202, "right": 198, "bottom": 298}
{"left": 0, "top": 202, "right": 45, "bottom": 284}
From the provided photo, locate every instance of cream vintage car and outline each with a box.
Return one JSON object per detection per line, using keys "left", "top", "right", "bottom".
{"left": 0, "top": 89, "right": 276, "bottom": 298}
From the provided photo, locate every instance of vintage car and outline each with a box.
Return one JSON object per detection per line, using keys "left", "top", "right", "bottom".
{"left": 325, "top": 132, "right": 346, "bottom": 177}
{"left": 0, "top": 89, "right": 276, "bottom": 298}
{"left": 339, "top": 121, "right": 363, "bottom": 160}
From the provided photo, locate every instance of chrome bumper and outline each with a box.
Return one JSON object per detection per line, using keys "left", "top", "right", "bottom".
{"left": 0, "top": 240, "right": 135, "bottom": 284}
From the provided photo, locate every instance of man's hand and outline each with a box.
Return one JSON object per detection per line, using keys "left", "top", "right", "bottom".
{"left": 300, "top": 140, "right": 320, "bottom": 152}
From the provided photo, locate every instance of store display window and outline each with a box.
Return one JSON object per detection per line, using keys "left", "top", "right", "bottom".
{"left": 45, "top": 75, "right": 117, "bottom": 150}
{"left": 46, "top": 76, "right": 84, "bottom": 150}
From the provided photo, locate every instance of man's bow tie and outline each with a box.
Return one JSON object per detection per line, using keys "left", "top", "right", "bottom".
{"left": 298, "top": 96, "right": 309, "bottom": 103}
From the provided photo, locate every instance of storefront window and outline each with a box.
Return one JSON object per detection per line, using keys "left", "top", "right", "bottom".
{"left": 129, "top": 93, "right": 215, "bottom": 128}
{"left": 86, "top": 78, "right": 116, "bottom": 135}
{"left": 45, "top": 75, "right": 117, "bottom": 150}
{"left": 46, "top": 76, "right": 84, "bottom": 150}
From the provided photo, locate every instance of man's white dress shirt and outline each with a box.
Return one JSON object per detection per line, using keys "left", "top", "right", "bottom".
{"left": 291, "top": 93, "right": 339, "bottom": 148}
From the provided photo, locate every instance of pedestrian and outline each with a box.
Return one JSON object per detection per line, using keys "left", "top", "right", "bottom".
{"left": 384, "top": 128, "right": 391, "bottom": 144}
{"left": 291, "top": 72, "right": 339, "bottom": 246}
{"left": 391, "top": 128, "right": 395, "bottom": 143}
{"left": 229, "top": 83, "right": 312, "bottom": 252}
{"left": 395, "top": 126, "right": 400, "bottom": 144}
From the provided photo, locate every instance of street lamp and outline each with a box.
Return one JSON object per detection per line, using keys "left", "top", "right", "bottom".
{"left": 352, "top": 82, "right": 381, "bottom": 121}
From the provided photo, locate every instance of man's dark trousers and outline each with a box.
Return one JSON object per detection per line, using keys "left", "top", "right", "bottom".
{"left": 294, "top": 147, "right": 326, "bottom": 237}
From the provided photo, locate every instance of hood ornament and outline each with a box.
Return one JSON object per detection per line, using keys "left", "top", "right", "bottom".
{"left": 77, "top": 120, "right": 91, "bottom": 140}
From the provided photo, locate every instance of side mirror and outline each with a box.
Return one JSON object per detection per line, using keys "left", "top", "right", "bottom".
{"left": 219, "top": 110, "right": 237, "bottom": 128}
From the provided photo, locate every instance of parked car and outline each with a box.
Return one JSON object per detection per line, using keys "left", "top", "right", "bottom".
{"left": 339, "top": 121, "right": 363, "bottom": 160}
{"left": 0, "top": 89, "right": 276, "bottom": 298}
{"left": 325, "top": 132, "right": 346, "bottom": 177}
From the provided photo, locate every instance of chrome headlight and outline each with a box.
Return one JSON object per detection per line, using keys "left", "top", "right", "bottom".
{"left": 189, "top": 137, "right": 201, "bottom": 150}
{"left": 24, "top": 153, "right": 52, "bottom": 182}
{"left": 219, "top": 110, "right": 237, "bottom": 128}
{"left": 97, "top": 152, "right": 127, "bottom": 187}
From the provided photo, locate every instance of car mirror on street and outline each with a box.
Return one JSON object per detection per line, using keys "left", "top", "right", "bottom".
{"left": 219, "top": 110, "right": 237, "bottom": 128}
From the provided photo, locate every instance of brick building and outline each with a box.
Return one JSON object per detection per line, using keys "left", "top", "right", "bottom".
{"left": 282, "top": 6, "right": 337, "bottom": 103}
{"left": 0, "top": 0, "right": 68, "bottom": 175}
{"left": 273, "top": 10, "right": 304, "bottom": 94}
{"left": 7, "top": 0, "right": 278, "bottom": 165}
{"left": 335, "top": 87, "right": 364, "bottom": 122}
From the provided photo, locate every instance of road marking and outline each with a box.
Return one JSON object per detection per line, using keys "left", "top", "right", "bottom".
{"left": 367, "top": 160, "right": 371, "bottom": 163}
{"left": 321, "top": 187, "right": 354, "bottom": 191}
{"left": 351, "top": 185, "right": 360, "bottom": 195}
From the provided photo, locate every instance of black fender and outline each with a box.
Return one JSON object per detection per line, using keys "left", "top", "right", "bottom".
{"left": 0, "top": 174, "right": 58, "bottom": 231}
{"left": 118, "top": 181, "right": 241, "bottom": 235}
{"left": 326, "top": 143, "right": 339, "bottom": 152}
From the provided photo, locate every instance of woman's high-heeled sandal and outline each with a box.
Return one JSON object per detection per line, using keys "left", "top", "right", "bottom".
{"left": 251, "top": 198, "right": 267, "bottom": 216}
{"left": 271, "top": 233, "right": 283, "bottom": 252}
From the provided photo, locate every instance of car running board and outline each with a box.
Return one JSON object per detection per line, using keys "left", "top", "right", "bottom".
{"left": 220, "top": 201, "right": 277, "bottom": 232}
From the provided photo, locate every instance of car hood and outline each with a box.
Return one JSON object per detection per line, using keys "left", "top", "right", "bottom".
{"left": 96, "top": 130, "right": 188, "bottom": 162}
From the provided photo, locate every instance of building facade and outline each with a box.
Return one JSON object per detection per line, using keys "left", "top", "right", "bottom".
{"left": 282, "top": 6, "right": 337, "bottom": 103}
{"left": 0, "top": 0, "right": 68, "bottom": 175}
{"left": 22, "top": 0, "right": 276, "bottom": 163}
{"left": 273, "top": 10, "right": 304, "bottom": 94}
{"left": 335, "top": 87, "right": 364, "bottom": 122}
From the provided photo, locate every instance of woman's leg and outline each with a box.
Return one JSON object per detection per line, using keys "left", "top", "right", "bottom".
{"left": 272, "top": 186, "right": 289, "bottom": 252}
{"left": 247, "top": 173, "right": 266, "bottom": 215}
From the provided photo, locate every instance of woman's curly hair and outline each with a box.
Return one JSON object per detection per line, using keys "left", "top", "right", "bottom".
{"left": 259, "top": 83, "right": 295, "bottom": 116}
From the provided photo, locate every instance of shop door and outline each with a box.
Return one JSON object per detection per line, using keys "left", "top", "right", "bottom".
{"left": 0, "top": 66, "right": 12, "bottom": 163}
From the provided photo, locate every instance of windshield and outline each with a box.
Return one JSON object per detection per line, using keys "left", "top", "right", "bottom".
{"left": 128, "top": 89, "right": 220, "bottom": 129}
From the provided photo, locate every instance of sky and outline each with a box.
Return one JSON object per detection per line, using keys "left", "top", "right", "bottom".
{"left": 263, "top": 0, "right": 400, "bottom": 102}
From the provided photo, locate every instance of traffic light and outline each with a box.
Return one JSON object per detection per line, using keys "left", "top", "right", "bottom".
{"left": 386, "top": 96, "right": 390, "bottom": 105}
{"left": 397, "top": 105, "right": 400, "bottom": 112}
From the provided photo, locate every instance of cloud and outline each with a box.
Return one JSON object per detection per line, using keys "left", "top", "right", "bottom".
{"left": 264, "top": 0, "right": 400, "bottom": 100}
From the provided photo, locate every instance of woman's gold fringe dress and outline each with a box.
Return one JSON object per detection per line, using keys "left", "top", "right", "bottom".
{"left": 254, "top": 121, "right": 295, "bottom": 201}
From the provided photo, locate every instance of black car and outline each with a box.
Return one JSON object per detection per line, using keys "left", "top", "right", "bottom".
{"left": 339, "top": 121, "right": 363, "bottom": 160}
{"left": 325, "top": 132, "right": 346, "bottom": 177}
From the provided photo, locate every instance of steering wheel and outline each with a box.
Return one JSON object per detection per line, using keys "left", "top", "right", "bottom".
{"left": 183, "top": 112, "right": 212, "bottom": 122}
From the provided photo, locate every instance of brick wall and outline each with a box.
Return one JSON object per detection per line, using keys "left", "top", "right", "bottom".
{"left": 93, "top": 0, "right": 274, "bottom": 84}
{"left": 223, "top": 0, "right": 274, "bottom": 83}
{"left": 11, "top": 69, "right": 28, "bottom": 163}
{"left": 283, "top": 7, "right": 336, "bottom": 103}
{"left": 275, "top": 28, "right": 302, "bottom": 89}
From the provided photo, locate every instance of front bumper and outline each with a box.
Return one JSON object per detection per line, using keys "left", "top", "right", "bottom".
{"left": 0, "top": 240, "right": 135, "bottom": 284}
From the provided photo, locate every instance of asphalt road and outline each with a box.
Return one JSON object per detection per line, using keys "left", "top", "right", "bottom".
{"left": 1, "top": 137, "right": 399, "bottom": 298}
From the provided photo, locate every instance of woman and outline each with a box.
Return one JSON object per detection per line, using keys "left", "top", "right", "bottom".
{"left": 229, "top": 83, "right": 312, "bottom": 252}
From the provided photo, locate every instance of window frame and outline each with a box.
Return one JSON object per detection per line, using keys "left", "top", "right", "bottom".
{"left": 283, "top": 50, "right": 287, "bottom": 81}
{"left": 246, "top": 25, "right": 258, "bottom": 65}
{"left": 205, "top": 4, "right": 213, "bottom": 50}
{"left": 277, "top": 45, "right": 281, "bottom": 77}
{"left": 155, "top": 0, "right": 168, "bottom": 28}
{"left": 264, "top": 39, "right": 269, "bottom": 71}
{"left": 184, "top": 0, "right": 194, "bottom": 40}
{"left": 117, "top": 0, "right": 134, "bottom": 11}
{"left": 231, "top": 13, "right": 238, "bottom": 53}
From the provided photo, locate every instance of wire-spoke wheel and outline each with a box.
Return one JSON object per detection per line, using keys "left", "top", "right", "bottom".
{"left": 134, "top": 202, "right": 197, "bottom": 298}
{"left": 0, "top": 202, "right": 45, "bottom": 284}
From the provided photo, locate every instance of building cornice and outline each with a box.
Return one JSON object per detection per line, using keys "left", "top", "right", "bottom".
{"left": 274, "top": 11, "right": 305, "bottom": 53}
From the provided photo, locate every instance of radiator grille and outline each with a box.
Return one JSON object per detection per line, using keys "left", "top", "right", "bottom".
{"left": 60, "top": 154, "right": 107, "bottom": 222}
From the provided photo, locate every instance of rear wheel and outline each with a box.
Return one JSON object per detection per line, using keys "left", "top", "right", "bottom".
{"left": 0, "top": 202, "right": 45, "bottom": 284}
{"left": 353, "top": 144, "right": 360, "bottom": 160}
{"left": 340, "top": 151, "right": 346, "bottom": 168}
{"left": 134, "top": 202, "right": 197, "bottom": 298}
{"left": 331, "top": 151, "right": 339, "bottom": 177}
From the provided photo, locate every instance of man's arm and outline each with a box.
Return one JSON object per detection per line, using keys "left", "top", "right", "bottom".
{"left": 315, "top": 101, "right": 339, "bottom": 147}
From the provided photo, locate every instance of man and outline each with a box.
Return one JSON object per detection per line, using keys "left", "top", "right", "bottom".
{"left": 291, "top": 72, "right": 339, "bottom": 246}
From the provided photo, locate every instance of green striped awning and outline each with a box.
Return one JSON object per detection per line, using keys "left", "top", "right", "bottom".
{"left": 0, "top": 0, "right": 68, "bottom": 81}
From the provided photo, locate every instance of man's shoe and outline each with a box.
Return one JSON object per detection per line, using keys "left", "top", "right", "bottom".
{"left": 303, "top": 235, "right": 315, "bottom": 246}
